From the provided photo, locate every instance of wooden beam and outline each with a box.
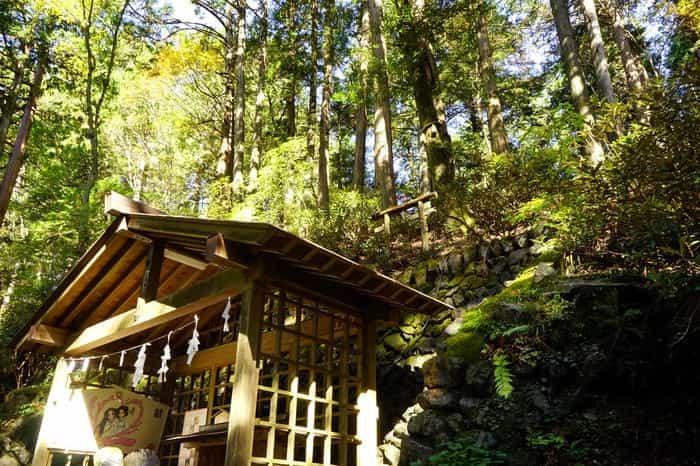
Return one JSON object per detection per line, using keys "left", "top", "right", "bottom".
{"left": 206, "top": 233, "right": 249, "bottom": 269}
{"left": 115, "top": 216, "right": 152, "bottom": 244}
{"left": 170, "top": 315, "right": 360, "bottom": 376}
{"left": 140, "top": 240, "right": 165, "bottom": 302}
{"left": 371, "top": 191, "right": 437, "bottom": 220}
{"left": 65, "top": 268, "right": 250, "bottom": 356}
{"left": 25, "top": 324, "right": 68, "bottom": 348}
{"left": 225, "top": 283, "right": 264, "bottom": 466}
{"left": 104, "top": 191, "right": 164, "bottom": 216}
{"left": 164, "top": 248, "right": 208, "bottom": 270}
{"left": 115, "top": 220, "right": 208, "bottom": 271}
{"left": 172, "top": 341, "right": 237, "bottom": 375}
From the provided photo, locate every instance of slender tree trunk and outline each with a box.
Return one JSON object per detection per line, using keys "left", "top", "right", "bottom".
{"left": 469, "top": 93, "right": 483, "bottom": 134}
{"left": 549, "top": 0, "right": 604, "bottom": 165}
{"left": 353, "top": 0, "right": 370, "bottom": 190}
{"left": 307, "top": 0, "right": 319, "bottom": 162}
{"left": 232, "top": 1, "right": 246, "bottom": 191}
{"left": 353, "top": 103, "right": 367, "bottom": 190}
{"left": 602, "top": 0, "right": 642, "bottom": 91}
{"left": 284, "top": 0, "right": 298, "bottom": 137}
{"left": 0, "top": 48, "right": 27, "bottom": 152}
{"left": 78, "top": 0, "right": 130, "bottom": 250}
{"left": 367, "top": 0, "right": 396, "bottom": 208}
{"left": 402, "top": 0, "right": 453, "bottom": 190}
{"left": 477, "top": 12, "right": 509, "bottom": 154}
{"left": 317, "top": 0, "right": 333, "bottom": 211}
{"left": 249, "top": 0, "right": 268, "bottom": 191}
{"left": 218, "top": 2, "right": 236, "bottom": 179}
{"left": 580, "top": 0, "right": 615, "bottom": 103}
{"left": 0, "top": 47, "right": 48, "bottom": 228}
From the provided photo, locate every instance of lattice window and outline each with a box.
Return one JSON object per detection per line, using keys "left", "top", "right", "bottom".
{"left": 167, "top": 369, "right": 211, "bottom": 436}
{"left": 252, "top": 286, "right": 364, "bottom": 466}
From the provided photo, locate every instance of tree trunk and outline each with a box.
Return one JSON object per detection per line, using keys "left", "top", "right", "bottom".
{"left": 0, "top": 47, "right": 48, "bottom": 228}
{"left": 0, "top": 48, "right": 27, "bottom": 152}
{"left": 218, "top": 2, "right": 236, "bottom": 179}
{"left": 602, "top": 0, "right": 642, "bottom": 91}
{"left": 580, "top": 0, "right": 615, "bottom": 103}
{"left": 353, "top": 0, "right": 370, "bottom": 191}
{"left": 469, "top": 93, "right": 483, "bottom": 134}
{"left": 283, "top": 0, "right": 298, "bottom": 137}
{"left": 307, "top": 0, "right": 319, "bottom": 162}
{"left": 402, "top": 0, "right": 453, "bottom": 190}
{"left": 249, "top": 0, "right": 268, "bottom": 191}
{"left": 232, "top": 1, "right": 246, "bottom": 191}
{"left": 367, "top": 0, "right": 396, "bottom": 208}
{"left": 477, "top": 12, "right": 509, "bottom": 154}
{"left": 317, "top": 0, "right": 333, "bottom": 211}
{"left": 549, "top": 0, "right": 604, "bottom": 165}
{"left": 353, "top": 103, "right": 367, "bottom": 190}
{"left": 78, "top": 0, "right": 130, "bottom": 250}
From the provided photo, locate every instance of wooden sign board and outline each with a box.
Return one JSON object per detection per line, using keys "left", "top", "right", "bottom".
{"left": 83, "top": 387, "right": 169, "bottom": 454}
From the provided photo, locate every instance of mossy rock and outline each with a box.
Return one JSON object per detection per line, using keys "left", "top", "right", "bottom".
{"left": 530, "top": 238, "right": 563, "bottom": 263}
{"left": 403, "top": 312, "right": 429, "bottom": 328}
{"left": 445, "top": 332, "right": 485, "bottom": 364}
{"left": 399, "top": 268, "right": 413, "bottom": 285}
{"left": 384, "top": 332, "right": 409, "bottom": 352}
{"left": 462, "top": 275, "right": 487, "bottom": 290}
{"left": 414, "top": 263, "right": 428, "bottom": 287}
{"left": 448, "top": 275, "right": 466, "bottom": 287}
{"left": 427, "top": 319, "right": 451, "bottom": 337}
{"left": 426, "top": 258, "right": 441, "bottom": 272}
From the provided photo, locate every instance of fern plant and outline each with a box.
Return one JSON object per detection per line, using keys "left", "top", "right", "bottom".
{"left": 493, "top": 353, "right": 514, "bottom": 398}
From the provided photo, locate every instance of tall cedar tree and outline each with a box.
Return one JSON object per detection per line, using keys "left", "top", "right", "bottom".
{"left": 368, "top": 0, "right": 397, "bottom": 208}
{"left": 477, "top": 9, "right": 509, "bottom": 154}
{"left": 352, "top": 0, "right": 370, "bottom": 191}
{"left": 549, "top": 0, "right": 605, "bottom": 164}
{"left": 580, "top": 0, "right": 615, "bottom": 103}
{"left": 317, "top": 0, "right": 333, "bottom": 210}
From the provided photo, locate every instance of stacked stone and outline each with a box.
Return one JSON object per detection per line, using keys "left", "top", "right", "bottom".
{"left": 378, "top": 233, "right": 538, "bottom": 363}
{"left": 378, "top": 355, "right": 495, "bottom": 466}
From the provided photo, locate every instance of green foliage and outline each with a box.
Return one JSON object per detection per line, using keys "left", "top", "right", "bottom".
{"left": 492, "top": 352, "right": 514, "bottom": 398}
{"left": 412, "top": 436, "right": 508, "bottom": 466}
{"left": 527, "top": 432, "right": 566, "bottom": 449}
{"left": 208, "top": 137, "right": 385, "bottom": 261}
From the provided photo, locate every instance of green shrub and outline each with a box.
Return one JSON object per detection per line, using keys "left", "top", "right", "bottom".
{"left": 411, "top": 436, "right": 508, "bottom": 466}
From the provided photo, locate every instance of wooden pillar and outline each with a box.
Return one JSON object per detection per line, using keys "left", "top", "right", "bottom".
{"left": 224, "top": 282, "right": 264, "bottom": 466}
{"left": 357, "top": 318, "right": 378, "bottom": 466}
{"left": 139, "top": 240, "right": 165, "bottom": 305}
{"left": 31, "top": 358, "right": 71, "bottom": 466}
{"left": 383, "top": 213, "right": 391, "bottom": 238}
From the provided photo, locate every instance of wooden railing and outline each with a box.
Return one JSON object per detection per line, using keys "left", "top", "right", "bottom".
{"left": 372, "top": 192, "right": 438, "bottom": 252}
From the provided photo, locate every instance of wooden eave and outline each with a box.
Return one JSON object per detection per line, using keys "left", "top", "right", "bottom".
{"left": 14, "top": 193, "right": 451, "bottom": 354}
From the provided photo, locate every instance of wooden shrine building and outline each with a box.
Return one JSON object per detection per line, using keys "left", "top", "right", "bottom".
{"left": 13, "top": 193, "right": 450, "bottom": 466}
